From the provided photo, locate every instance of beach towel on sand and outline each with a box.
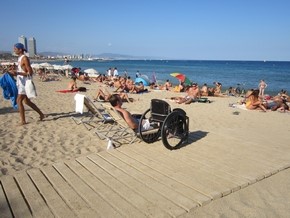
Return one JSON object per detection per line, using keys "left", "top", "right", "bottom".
{"left": 56, "top": 89, "right": 79, "bottom": 93}
{"left": 192, "top": 98, "right": 211, "bottom": 103}
{"left": 229, "top": 103, "right": 248, "bottom": 110}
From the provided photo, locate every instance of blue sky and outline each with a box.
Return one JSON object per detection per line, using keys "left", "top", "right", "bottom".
{"left": 1, "top": 0, "right": 290, "bottom": 61}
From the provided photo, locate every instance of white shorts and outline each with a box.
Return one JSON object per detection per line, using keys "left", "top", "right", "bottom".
{"left": 17, "top": 75, "right": 27, "bottom": 95}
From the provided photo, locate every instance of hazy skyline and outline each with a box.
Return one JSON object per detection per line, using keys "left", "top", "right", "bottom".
{"left": 1, "top": 0, "right": 290, "bottom": 61}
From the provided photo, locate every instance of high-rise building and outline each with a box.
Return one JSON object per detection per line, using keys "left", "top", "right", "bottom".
{"left": 18, "top": 35, "right": 27, "bottom": 51}
{"left": 28, "top": 37, "right": 37, "bottom": 57}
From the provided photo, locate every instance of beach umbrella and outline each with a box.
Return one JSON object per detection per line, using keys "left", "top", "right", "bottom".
{"left": 84, "top": 68, "right": 99, "bottom": 77}
{"left": 1, "top": 62, "right": 17, "bottom": 66}
{"left": 61, "top": 64, "right": 73, "bottom": 70}
{"left": 170, "top": 72, "right": 191, "bottom": 85}
{"left": 84, "top": 68, "right": 98, "bottom": 74}
{"left": 31, "top": 63, "right": 40, "bottom": 69}
{"left": 40, "top": 62, "right": 53, "bottom": 70}
{"left": 53, "top": 64, "right": 63, "bottom": 70}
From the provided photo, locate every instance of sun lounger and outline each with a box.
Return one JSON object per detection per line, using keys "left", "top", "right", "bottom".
{"left": 94, "top": 104, "right": 139, "bottom": 146}
{"left": 72, "top": 94, "right": 114, "bottom": 130}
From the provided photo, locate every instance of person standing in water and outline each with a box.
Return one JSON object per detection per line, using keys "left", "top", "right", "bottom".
{"left": 9, "top": 43, "right": 45, "bottom": 125}
{"left": 258, "top": 79, "right": 267, "bottom": 97}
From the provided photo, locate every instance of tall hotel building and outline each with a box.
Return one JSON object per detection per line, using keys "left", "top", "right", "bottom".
{"left": 28, "top": 37, "right": 37, "bottom": 57}
{"left": 18, "top": 35, "right": 27, "bottom": 51}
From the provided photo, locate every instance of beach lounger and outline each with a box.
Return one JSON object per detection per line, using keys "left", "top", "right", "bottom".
{"left": 94, "top": 105, "right": 140, "bottom": 146}
{"left": 96, "top": 99, "right": 189, "bottom": 150}
{"left": 72, "top": 94, "right": 114, "bottom": 130}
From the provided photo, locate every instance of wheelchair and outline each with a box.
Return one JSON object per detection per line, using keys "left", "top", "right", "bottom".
{"left": 138, "top": 99, "right": 189, "bottom": 150}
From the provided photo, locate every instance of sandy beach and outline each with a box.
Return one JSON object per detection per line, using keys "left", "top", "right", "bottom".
{"left": 1, "top": 76, "right": 290, "bottom": 216}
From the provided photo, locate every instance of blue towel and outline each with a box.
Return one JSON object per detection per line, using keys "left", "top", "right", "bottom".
{"left": 0, "top": 73, "right": 18, "bottom": 109}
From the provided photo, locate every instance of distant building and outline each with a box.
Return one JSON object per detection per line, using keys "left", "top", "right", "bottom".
{"left": 18, "top": 35, "right": 27, "bottom": 51}
{"left": 28, "top": 37, "right": 37, "bottom": 57}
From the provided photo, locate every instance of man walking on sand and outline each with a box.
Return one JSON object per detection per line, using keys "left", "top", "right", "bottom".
{"left": 9, "top": 43, "right": 45, "bottom": 125}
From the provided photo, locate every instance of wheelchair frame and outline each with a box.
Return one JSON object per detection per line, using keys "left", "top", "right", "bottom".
{"left": 138, "top": 99, "right": 189, "bottom": 150}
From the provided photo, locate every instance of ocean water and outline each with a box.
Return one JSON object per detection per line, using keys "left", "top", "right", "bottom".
{"left": 52, "top": 60, "right": 290, "bottom": 95}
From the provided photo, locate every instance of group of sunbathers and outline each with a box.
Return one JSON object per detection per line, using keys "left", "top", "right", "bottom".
{"left": 240, "top": 89, "right": 289, "bottom": 112}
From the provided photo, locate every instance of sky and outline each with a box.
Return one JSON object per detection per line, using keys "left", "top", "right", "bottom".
{"left": 1, "top": 0, "right": 290, "bottom": 61}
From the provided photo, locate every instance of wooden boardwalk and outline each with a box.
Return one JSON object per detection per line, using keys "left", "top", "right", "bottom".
{"left": 1, "top": 131, "right": 290, "bottom": 218}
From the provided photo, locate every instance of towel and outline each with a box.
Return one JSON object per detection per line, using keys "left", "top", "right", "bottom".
{"left": 230, "top": 103, "right": 248, "bottom": 110}
{"left": 56, "top": 89, "right": 78, "bottom": 93}
{"left": 0, "top": 73, "right": 18, "bottom": 109}
{"left": 74, "top": 94, "right": 85, "bottom": 114}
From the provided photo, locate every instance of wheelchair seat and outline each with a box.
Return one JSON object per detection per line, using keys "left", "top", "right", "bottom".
{"left": 151, "top": 99, "right": 171, "bottom": 122}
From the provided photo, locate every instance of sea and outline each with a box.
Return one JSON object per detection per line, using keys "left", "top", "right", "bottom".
{"left": 51, "top": 60, "right": 290, "bottom": 96}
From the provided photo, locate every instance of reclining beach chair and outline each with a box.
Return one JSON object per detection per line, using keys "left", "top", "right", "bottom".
{"left": 72, "top": 94, "right": 114, "bottom": 130}
{"left": 96, "top": 99, "right": 189, "bottom": 150}
{"left": 94, "top": 104, "right": 139, "bottom": 147}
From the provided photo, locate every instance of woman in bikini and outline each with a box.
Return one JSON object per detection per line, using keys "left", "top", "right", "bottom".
{"left": 245, "top": 89, "right": 267, "bottom": 112}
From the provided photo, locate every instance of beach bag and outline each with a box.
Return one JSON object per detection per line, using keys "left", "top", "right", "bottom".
{"left": 25, "top": 75, "right": 37, "bottom": 98}
{"left": 78, "top": 87, "right": 87, "bottom": 92}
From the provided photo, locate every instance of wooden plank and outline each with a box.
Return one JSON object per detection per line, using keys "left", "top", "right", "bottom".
{"left": 183, "top": 141, "right": 269, "bottom": 183}
{"left": 88, "top": 153, "right": 188, "bottom": 216}
{"left": 145, "top": 143, "right": 249, "bottom": 191}
{"left": 98, "top": 151, "right": 199, "bottom": 211}
{"left": 109, "top": 150, "right": 211, "bottom": 206}
{"left": 40, "top": 165, "right": 99, "bottom": 218}
{"left": 1, "top": 175, "right": 32, "bottom": 218}
{"left": 130, "top": 144, "right": 241, "bottom": 195}
{"left": 165, "top": 147, "right": 251, "bottom": 189}
{"left": 27, "top": 168, "right": 77, "bottom": 218}
{"left": 120, "top": 146, "right": 226, "bottom": 200}
{"left": 206, "top": 139, "right": 278, "bottom": 169}
{"left": 76, "top": 156, "right": 168, "bottom": 217}
{"left": 194, "top": 132, "right": 284, "bottom": 173}
{"left": 14, "top": 171, "right": 54, "bottom": 218}
{"left": 0, "top": 181, "right": 13, "bottom": 218}
{"left": 66, "top": 159, "right": 146, "bottom": 218}
{"left": 53, "top": 162, "right": 122, "bottom": 218}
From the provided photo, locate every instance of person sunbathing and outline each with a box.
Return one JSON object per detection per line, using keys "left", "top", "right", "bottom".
{"left": 245, "top": 89, "right": 267, "bottom": 112}
{"left": 108, "top": 94, "right": 151, "bottom": 131}
{"left": 152, "top": 80, "right": 173, "bottom": 91}
{"left": 130, "top": 81, "right": 146, "bottom": 93}
{"left": 94, "top": 87, "right": 133, "bottom": 103}
{"left": 200, "top": 83, "right": 209, "bottom": 96}
{"left": 114, "top": 77, "right": 128, "bottom": 92}
{"left": 214, "top": 82, "right": 222, "bottom": 96}
{"left": 68, "top": 77, "right": 79, "bottom": 91}
{"left": 264, "top": 95, "right": 289, "bottom": 112}
{"left": 171, "top": 83, "right": 201, "bottom": 104}
{"left": 173, "top": 80, "right": 185, "bottom": 92}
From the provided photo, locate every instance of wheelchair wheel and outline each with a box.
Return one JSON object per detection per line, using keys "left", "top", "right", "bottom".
{"left": 161, "top": 110, "right": 188, "bottom": 150}
{"left": 138, "top": 109, "right": 161, "bottom": 143}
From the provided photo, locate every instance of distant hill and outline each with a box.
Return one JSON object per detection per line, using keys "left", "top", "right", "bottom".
{"left": 95, "top": 53, "right": 137, "bottom": 59}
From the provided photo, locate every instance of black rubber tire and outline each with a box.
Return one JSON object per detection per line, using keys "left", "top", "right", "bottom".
{"left": 161, "top": 111, "right": 188, "bottom": 150}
